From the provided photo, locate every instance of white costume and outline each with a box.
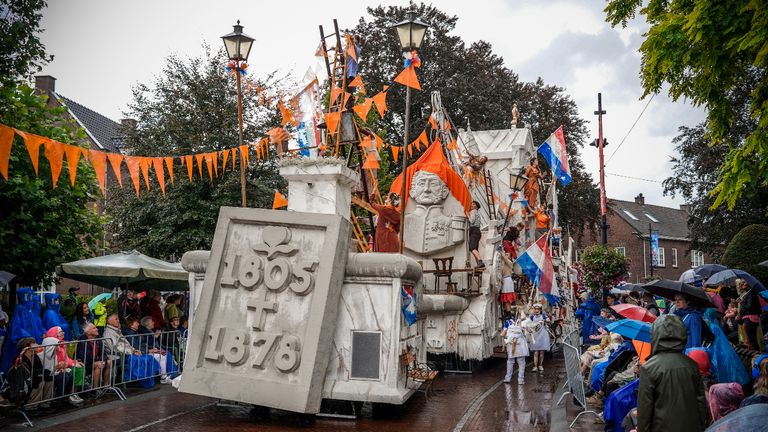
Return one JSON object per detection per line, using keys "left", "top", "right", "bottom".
{"left": 529, "top": 312, "right": 551, "bottom": 351}
{"left": 504, "top": 322, "right": 529, "bottom": 384}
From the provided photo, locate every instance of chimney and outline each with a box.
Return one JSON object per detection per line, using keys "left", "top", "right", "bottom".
{"left": 34, "top": 75, "right": 56, "bottom": 93}
{"left": 634, "top": 193, "right": 645, "bottom": 205}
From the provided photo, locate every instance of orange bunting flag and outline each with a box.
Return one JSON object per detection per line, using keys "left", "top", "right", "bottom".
{"left": 231, "top": 148, "right": 237, "bottom": 170}
{"left": 86, "top": 150, "right": 108, "bottom": 194}
{"left": 195, "top": 153, "right": 204, "bottom": 178}
{"left": 183, "top": 155, "right": 194, "bottom": 181}
{"left": 325, "top": 111, "right": 341, "bottom": 134}
{"left": 360, "top": 136, "right": 374, "bottom": 149}
{"left": 272, "top": 190, "right": 288, "bottom": 209}
{"left": 278, "top": 101, "right": 297, "bottom": 127}
{"left": 63, "top": 144, "right": 82, "bottom": 187}
{"left": 362, "top": 152, "right": 380, "bottom": 169}
{"left": 394, "top": 66, "right": 421, "bottom": 91}
{"left": 124, "top": 156, "right": 142, "bottom": 196}
{"left": 18, "top": 130, "right": 45, "bottom": 175}
{"left": 374, "top": 133, "right": 384, "bottom": 151}
{"left": 330, "top": 85, "right": 342, "bottom": 103}
{"left": 152, "top": 157, "right": 166, "bottom": 196}
{"left": 371, "top": 92, "right": 387, "bottom": 117}
{"left": 107, "top": 153, "right": 124, "bottom": 187}
{"left": 407, "top": 143, "right": 413, "bottom": 157}
{"left": 238, "top": 145, "right": 249, "bottom": 167}
{"left": 353, "top": 98, "right": 373, "bottom": 121}
{"left": 164, "top": 157, "right": 174, "bottom": 185}
{"left": 348, "top": 75, "right": 366, "bottom": 94}
{"left": 391, "top": 146, "right": 400, "bottom": 163}
{"left": 417, "top": 130, "right": 428, "bottom": 150}
{"left": 138, "top": 157, "right": 151, "bottom": 191}
{"left": 428, "top": 115, "right": 437, "bottom": 130}
{"left": 0, "top": 124, "right": 13, "bottom": 180}
{"left": 204, "top": 153, "right": 214, "bottom": 181}
{"left": 342, "top": 92, "right": 353, "bottom": 111}
{"left": 43, "top": 139, "right": 64, "bottom": 188}
{"left": 345, "top": 35, "right": 358, "bottom": 62}
{"left": 221, "top": 149, "right": 229, "bottom": 173}
{"left": 212, "top": 152, "right": 219, "bottom": 177}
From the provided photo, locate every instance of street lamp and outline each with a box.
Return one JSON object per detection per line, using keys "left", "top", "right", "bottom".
{"left": 392, "top": 10, "right": 429, "bottom": 253}
{"left": 222, "top": 20, "right": 254, "bottom": 207}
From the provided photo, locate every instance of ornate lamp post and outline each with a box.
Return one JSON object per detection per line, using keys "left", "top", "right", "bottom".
{"left": 392, "top": 10, "right": 429, "bottom": 253}
{"left": 222, "top": 21, "right": 254, "bottom": 207}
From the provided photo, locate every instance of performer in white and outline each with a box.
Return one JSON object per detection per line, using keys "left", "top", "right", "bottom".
{"left": 528, "top": 304, "right": 551, "bottom": 372}
{"left": 502, "top": 318, "right": 529, "bottom": 384}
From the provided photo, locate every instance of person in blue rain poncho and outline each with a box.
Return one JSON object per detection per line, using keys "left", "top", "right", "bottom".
{"left": 575, "top": 295, "right": 601, "bottom": 345}
{"left": 0, "top": 287, "right": 46, "bottom": 373}
{"left": 42, "top": 293, "right": 72, "bottom": 340}
{"left": 702, "top": 308, "right": 750, "bottom": 385}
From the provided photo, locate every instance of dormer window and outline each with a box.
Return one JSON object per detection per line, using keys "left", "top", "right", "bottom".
{"left": 623, "top": 210, "right": 639, "bottom": 221}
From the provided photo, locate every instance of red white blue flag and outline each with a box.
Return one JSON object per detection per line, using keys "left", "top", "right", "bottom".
{"left": 538, "top": 126, "right": 571, "bottom": 186}
{"left": 516, "top": 234, "right": 555, "bottom": 294}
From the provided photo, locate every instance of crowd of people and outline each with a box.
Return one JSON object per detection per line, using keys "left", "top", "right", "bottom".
{"left": 0, "top": 287, "right": 188, "bottom": 413}
{"left": 572, "top": 277, "right": 768, "bottom": 432}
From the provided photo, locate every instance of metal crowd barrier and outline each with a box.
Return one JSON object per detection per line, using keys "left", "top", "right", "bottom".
{"left": 556, "top": 340, "right": 600, "bottom": 429}
{"left": 8, "top": 329, "right": 184, "bottom": 427}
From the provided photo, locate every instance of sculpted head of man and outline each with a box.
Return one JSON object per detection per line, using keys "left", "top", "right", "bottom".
{"left": 410, "top": 171, "right": 449, "bottom": 205}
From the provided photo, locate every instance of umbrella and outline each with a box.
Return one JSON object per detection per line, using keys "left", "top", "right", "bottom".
{"left": 694, "top": 264, "right": 728, "bottom": 279}
{"left": 679, "top": 268, "right": 703, "bottom": 285}
{"left": 57, "top": 250, "right": 188, "bottom": 291}
{"left": 605, "top": 319, "right": 652, "bottom": 343}
{"left": 643, "top": 279, "right": 715, "bottom": 308}
{"left": 632, "top": 340, "right": 651, "bottom": 364}
{"left": 592, "top": 316, "right": 613, "bottom": 329}
{"left": 613, "top": 282, "right": 646, "bottom": 293}
{"left": 88, "top": 293, "right": 112, "bottom": 310}
{"left": 611, "top": 304, "right": 657, "bottom": 323}
{"left": 705, "top": 269, "right": 766, "bottom": 292}
{"left": 706, "top": 404, "right": 768, "bottom": 432}
{"left": 0, "top": 270, "right": 15, "bottom": 286}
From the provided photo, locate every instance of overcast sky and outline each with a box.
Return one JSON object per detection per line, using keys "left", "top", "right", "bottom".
{"left": 38, "top": 0, "right": 705, "bottom": 208}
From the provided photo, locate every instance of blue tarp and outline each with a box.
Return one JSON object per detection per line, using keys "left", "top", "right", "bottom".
{"left": 603, "top": 379, "right": 639, "bottom": 432}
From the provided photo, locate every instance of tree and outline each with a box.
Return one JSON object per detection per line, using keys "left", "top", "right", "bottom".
{"left": 0, "top": 82, "right": 105, "bottom": 288}
{"left": 720, "top": 224, "right": 768, "bottom": 285}
{"left": 575, "top": 245, "right": 629, "bottom": 299}
{"left": 351, "top": 4, "right": 599, "bottom": 234}
{"left": 105, "top": 47, "right": 285, "bottom": 259}
{"left": 605, "top": 0, "right": 768, "bottom": 211}
{"left": 0, "top": 0, "right": 52, "bottom": 84}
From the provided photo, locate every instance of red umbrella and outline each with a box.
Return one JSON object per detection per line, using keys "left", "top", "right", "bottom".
{"left": 611, "top": 304, "right": 657, "bottom": 323}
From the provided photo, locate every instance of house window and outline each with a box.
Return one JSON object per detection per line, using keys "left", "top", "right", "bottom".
{"left": 615, "top": 247, "right": 626, "bottom": 257}
{"left": 644, "top": 213, "right": 660, "bottom": 223}
{"left": 622, "top": 210, "right": 640, "bottom": 221}
{"left": 657, "top": 247, "right": 665, "bottom": 267}
{"left": 672, "top": 248, "right": 678, "bottom": 268}
{"left": 692, "top": 250, "right": 705, "bottom": 267}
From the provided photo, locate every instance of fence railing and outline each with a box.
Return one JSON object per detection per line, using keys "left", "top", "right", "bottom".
{"left": 556, "top": 340, "right": 600, "bottom": 428}
{"left": 5, "top": 329, "right": 185, "bottom": 427}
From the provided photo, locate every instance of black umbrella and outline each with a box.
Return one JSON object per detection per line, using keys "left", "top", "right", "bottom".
{"left": 642, "top": 279, "right": 715, "bottom": 308}
{"left": 693, "top": 263, "right": 728, "bottom": 279}
{"left": 613, "top": 282, "right": 646, "bottom": 293}
{"left": 0, "top": 270, "right": 15, "bottom": 286}
{"left": 706, "top": 404, "right": 768, "bottom": 432}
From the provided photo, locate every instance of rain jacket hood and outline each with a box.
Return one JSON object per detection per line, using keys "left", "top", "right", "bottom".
{"left": 649, "top": 313, "right": 687, "bottom": 357}
{"left": 18, "top": 287, "right": 35, "bottom": 309}
{"left": 44, "top": 293, "right": 61, "bottom": 312}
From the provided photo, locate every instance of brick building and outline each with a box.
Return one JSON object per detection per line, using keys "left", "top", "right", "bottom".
{"left": 577, "top": 193, "right": 715, "bottom": 282}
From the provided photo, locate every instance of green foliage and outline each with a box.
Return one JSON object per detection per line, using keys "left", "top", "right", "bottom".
{"left": 720, "top": 224, "right": 768, "bottom": 285}
{"left": 106, "top": 47, "right": 286, "bottom": 260}
{"left": 0, "top": 82, "right": 105, "bottom": 287}
{"left": 0, "top": 0, "right": 52, "bottom": 83}
{"left": 351, "top": 4, "right": 599, "bottom": 234}
{"left": 575, "top": 245, "right": 629, "bottom": 299}
{"left": 605, "top": 0, "right": 768, "bottom": 212}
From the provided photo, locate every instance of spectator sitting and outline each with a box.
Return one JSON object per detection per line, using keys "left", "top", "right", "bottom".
{"left": 140, "top": 290, "right": 166, "bottom": 330}
{"left": 587, "top": 308, "right": 613, "bottom": 343}
{"left": 642, "top": 292, "right": 660, "bottom": 317}
{"left": 39, "top": 333, "right": 83, "bottom": 405}
{"left": 17, "top": 337, "right": 53, "bottom": 408}
{"left": 741, "top": 356, "right": 768, "bottom": 407}
{"left": 124, "top": 317, "right": 170, "bottom": 384}
{"left": 606, "top": 294, "right": 620, "bottom": 307}
{"left": 162, "top": 316, "right": 183, "bottom": 361}
{"left": 70, "top": 302, "right": 93, "bottom": 339}
{"left": 179, "top": 316, "right": 189, "bottom": 339}
{"left": 103, "top": 314, "right": 141, "bottom": 359}
{"left": 75, "top": 323, "right": 111, "bottom": 391}
{"left": 117, "top": 289, "right": 141, "bottom": 327}
{"left": 586, "top": 356, "right": 640, "bottom": 407}
{"left": 164, "top": 295, "right": 182, "bottom": 324}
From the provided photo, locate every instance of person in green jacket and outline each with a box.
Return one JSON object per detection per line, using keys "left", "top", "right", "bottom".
{"left": 164, "top": 295, "right": 181, "bottom": 323}
{"left": 637, "top": 314, "right": 709, "bottom": 432}
{"left": 92, "top": 301, "right": 107, "bottom": 336}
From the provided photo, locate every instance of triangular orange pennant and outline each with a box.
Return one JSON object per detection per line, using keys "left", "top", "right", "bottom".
{"left": 238, "top": 145, "right": 249, "bottom": 167}
{"left": 371, "top": 92, "right": 387, "bottom": 117}
{"left": 407, "top": 143, "right": 413, "bottom": 157}
{"left": 417, "top": 130, "right": 428, "bottom": 149}
{"left": 231, "top": 147, "right": 237, "bottom": 170}
{"left": 353, "top": 98, "right": 373, "bottom": 121}
{"left": 330, "top": 86, "right": 342, "bottom": 103}
{"left": 325, "top": 111, "right": 341, "bottom": 133}
{"left": 360, "top": 136, "right": 374, "bottom": 149}
{"left": 107, "top": 153, "right": 124, "bottom": 187}
{"left": 17, "top": 130, "right": 45, "bottom": 175}
{"left": 43, "top": 139, "right": 64, "bottom": 188}
{"left": 348, "top": 75, "right": 366, "bottom": 94}
{"left": 278, "top": 100, "right": 297, "bottom": 127}
{"left": 373, "top": 133, "right": 383, "bottom": 151}
{"left": 362, "top": 152, "right": 380, "bottom": 169}
{"left": 86, "top": 150, "right": 108, "bottom": 194}
{"left": 124, "top": 156, "right": 142, "bottom": 196}
{"left": 428, "top": 115, "right": 437, "bottom": 130}
{"left": 184, "top": 155, "right": 194, "bottom": 181}
{"left": 164, "top": 156, "right": 174, "bottom": 185}
{"left": 0, "top": 125, "right": 14, "bottom": 180}
{"left": 138, "top": 157, "right": 151, "bottom": 191}
{"left": 152, "top": 157, "right": 166, "bottom": 196}
{"left": 204, "top": 153, "right": 214, "bottom": 181}
{"left": 63, "top": 144, "right": 82, "bottom": 187}
{"left": 394, "top": 66, "right": 421, "bottom": 90}
{"left": 391, "top": 146, "right": 400, "bottom": 164}
{"left": 221, "top": 150, "right": 229, "bottom": 174}
{"left": 346, "top": 35, "right": 358, "bottom": 62}
{"left": 342, "top": 92, "right": 353, "bottom": 111}
{"left": 211, "top": 152, "right": 219, "bottom": 177}
{"left": 195, "top": 153, "right": 204, "bottom": 178}
{"left": 272, "top": 190, "right": 288, "bottom": 209}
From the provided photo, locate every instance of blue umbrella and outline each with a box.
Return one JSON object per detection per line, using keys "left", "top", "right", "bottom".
{"left": 679, "top": 268, "right": 704, "bottom": 285}
{"left": 706, "top": 404, "right": 768, "bottom": 432}
{"left": 606, "top": 318, "right": 651, "bottom": 343}
{"left": 88, "top": 292, "right": 112, "bottom": 310}
{"left": 705, "top": 269, "right": 766, "bottom": 292}
{"left": 694, "top": 264, "right": 728, "bottom": 279}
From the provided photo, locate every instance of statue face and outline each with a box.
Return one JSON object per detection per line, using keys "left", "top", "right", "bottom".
{"left": 410, "top": 171, "right": 449, "bottom": 205}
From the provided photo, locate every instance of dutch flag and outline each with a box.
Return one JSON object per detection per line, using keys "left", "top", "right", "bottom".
{"left": 516, "top": 234, "right": 555, "bottom": 295}
{"left": 538, "top": 126, "right": 571, "bottom": 186}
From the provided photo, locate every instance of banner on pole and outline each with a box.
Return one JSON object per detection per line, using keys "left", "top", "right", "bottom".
{"left": 650, "top": 231, "right": 660, "bottom": 268}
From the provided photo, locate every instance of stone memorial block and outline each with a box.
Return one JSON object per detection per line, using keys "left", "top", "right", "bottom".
{"left": 180, "top": 207, "right": 350, "bottom": 413}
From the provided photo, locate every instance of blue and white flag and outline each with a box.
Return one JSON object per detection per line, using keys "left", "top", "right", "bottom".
{"left": 401, "top": 284, "right": 417, "bottom": 326}
{"left": 538, "top": 126, "right": 571, "bottom": 186}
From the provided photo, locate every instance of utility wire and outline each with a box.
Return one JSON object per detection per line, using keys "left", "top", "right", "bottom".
{"left": 606, "top": 93, "right": 656, "bottom": 164}
{"left": 606, "top": 172, "right": 663, "bottom": 183}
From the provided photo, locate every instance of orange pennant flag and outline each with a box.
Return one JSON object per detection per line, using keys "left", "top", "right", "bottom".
{"left": 211, "top": 152, "right": 219, "bottom": 177}
{"left": 353, "top": 98, "right": 373, "bottom": 121}
{"left": 348, "top": 75, "right": 366, "bottom": 94}
{"left": 63, "top": 144, "right": 82, "bottom": 187}
{"left": 371, "top": 92, "right": 387, "bottom": 117}
{"left": 17, "top": 130, "right": 45, "bottom": 175}
{"left": 204, "top": 153, "right": 214, "bottom": 181}
{"left": 0, "top": 125, "right": 13, "bottom": 180}
{"left": 325, "top": 111, "right": 341, "bottom": 134}
{"left": 407, "top": 143, "right": 413, "bottom": 157}
{"left": 428, "top": 115, "right": 437, "bottom": 130}
{"left": 362, "top": 152, "right": 380, "bottom": 169}
{"left": 221, "top": 149, "right": 229, "bottom": 173}
{"left": 342, "top": 92, "right": 353, "bottom": 110}
{"left": 164, "top": 156, "right": 174, "bottom": 185}
{"left": 360, "top": 136, "right": 374, "bottom": 149}
{"left": 124, "top": 156, "right": 142, "bottom": 196}
{"left": 138, "top": 157, "right": 151, "bottom": 191}
{"left": 278, "top": 101, "right": 297, "bottom": 127}
{"left": 238, "top": 145, "right": 249, "bottom": 167}
{"left": 184, "top": 155, "right": 194, "bottom": 181}
{"left": 195, "top": 153, "right": 204, "bottom": 178}
{"left": 272, "top": 190, "right": 288, "bottom": 209}
{"left": 43, "top": 139, "right": 64, "bottom": 188}
{"left": 330, "top": 85, "right": 342, "bottom": 103}
{"left": 391, "top": 146, "right": 400, "bottom": 164}
{"left": 107, "top": 153, "right": 124, "bottom": 187}
{"left": 152, "top": 157, "right": 166, "bottom": 196}
{"left": 231, "top": 147, "right": 237, "bottom": 170}
{"left": 394, "top": 66, "right": 421, "bottom": 90}
{"left": 417, "top": 130, "right": 428, "bottom": 149}
{"left": 346, "top": 35, "right": 358, "bottom": 62}
{"left": 86, "top": 150, "right": 108, "bottom": 194}
{"left": 374, "top": 133, "right": 384, "bottom": 151}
